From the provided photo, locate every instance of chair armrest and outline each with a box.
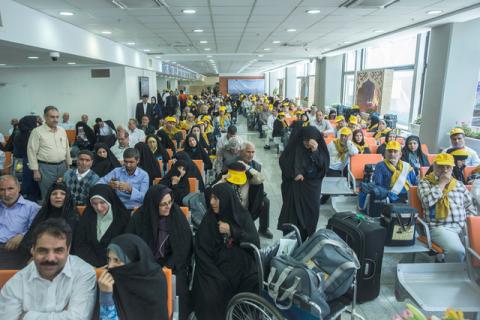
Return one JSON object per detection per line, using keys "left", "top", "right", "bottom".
{"left": 416, "top": 218, "right": 432, "bottom": 249}
{"left": 279, "top": 223, "right": 302, "bottom": 246}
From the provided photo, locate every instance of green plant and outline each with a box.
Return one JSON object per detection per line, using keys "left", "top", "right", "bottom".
{"left": 413, "top": 117, "right": 422, "bottom": 125}
{"left": 459, "top": 123, "right": 480, "bottom": 139}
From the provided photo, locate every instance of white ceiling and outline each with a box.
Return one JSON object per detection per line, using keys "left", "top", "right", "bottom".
{"left": 9, "top": 0, "right": 480, "bottom": 75}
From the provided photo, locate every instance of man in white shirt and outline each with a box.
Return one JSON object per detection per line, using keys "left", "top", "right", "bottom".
{"left": 312, "top": 111, "right": 334, "bottom": 137}
{"left": 0, "top": 218, "right": 96, "bottom": 319}
{"left": 110, "top": 130, "right": 130, "bottom": 163}
{"left": 264, "top": 109, "right": 278, "bottom": 150}
{"left": 127, "top": 119, "right": 146, "bottom": 147}
{"left": 59, "top": 112, "right": 75, "bottom": 130}
{"left": 442, "top": 127, "right": 480, "bottom": 166}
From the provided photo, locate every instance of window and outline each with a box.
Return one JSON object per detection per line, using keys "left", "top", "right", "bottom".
{"left": 343, "top": 74, "right": 355, "bottom": 106}
{"left": 389, "top": 70, "right": 414, "bottom": 125}
{"left": 345, "top": 51, "right": 356, "bottom": 72}
{"left": 471, "top": 73, "right": 480, "bottom": 126}
{"left": 364, "top": 35, "right": 416, "bottom": 69}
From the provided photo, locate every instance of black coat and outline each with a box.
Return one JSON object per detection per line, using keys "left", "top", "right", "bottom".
{"left": 135, "top": 102, "right": 154, "bottom": 124}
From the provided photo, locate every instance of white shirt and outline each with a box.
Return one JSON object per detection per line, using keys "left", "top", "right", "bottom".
{"left": 143, "top": 103, "right": 148, "bottom": 114}
{"left": 99, "top": 125, "right": 113, "bottom": 136}
{"left": 0, "top": 133, "right": 4, "bottom": 144}
{"left": 0, "top": 255, "right": 97, "bottom": 320}
{"left": 110, "top": 142, "right": 129, "bottom": 161}
{"left": 312, "top": 119, "right": 334, "bottom": 135}
{"left": 0, "top": 150, "right": 4, "bottom": 170}
{"left": 128, "top": 128, "right": 146, "bottom": 146}
{"left": 8, "top": 128, "right": 14, "bottom": 135}
{"left": 327, "top": 140, "right": 359, "bottom": 171}
{"left": 59, "top": 122, "right": 75, "bottom": 130}
{"left": 76, "top": 169, "right": 91, "bottom": 181}
{"left": 267, "top": 115, "right": 276, "bottom": 130}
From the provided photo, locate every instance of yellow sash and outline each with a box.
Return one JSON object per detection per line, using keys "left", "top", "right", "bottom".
{"left": 384, "top": 160, "right": 411, "bottom": 191}
{"left": 374, "top": 129, "right": 389, "bottom": 140}
{"left": 423, "top": 173, "right": 457, "bottom": 220}
{"left": 354, "top": 142, "right": 367, "bottom": 154}
{"left": 367, "top": 123, "right": 378, "bottom": 132}
{"left": 334, "top": 139, "right": 348, "bottom": 162}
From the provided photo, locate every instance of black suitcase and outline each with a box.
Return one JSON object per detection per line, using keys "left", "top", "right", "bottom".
{"left": 384, "top": 113, "right": 397, "bottom": 129}
{"left": 327, "top": 212, "right": 386, "bottom": 303}
{"left": 381, "top": 204, "right": 418, "bottom": 247}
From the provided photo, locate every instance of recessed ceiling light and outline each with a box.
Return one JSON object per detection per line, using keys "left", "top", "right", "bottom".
{"left": 59, "top": 11, "right": 74, "bottom": 16}
{"left": 200, "top": 40, "right": 208, "bottom": 44}
{"left": 343, "top": 41, "right": 351, "bottom": 44}
{"left": 101, "top": 31, "right": 112, "bottom": 35}
{"left": 204, "top": 48, "right": 211, "bottom": 51}
{"left": 373, "top": 29, "right": 384, "bottom": 33}
{"left": 182, "top": 9, "right": 196, "bottom": 14}
{"left": 143, "top": 49, "right": 151, "bottom": 52}
{"left": 186, "top": 48, "right": 190, "bottom": 51}
{"left": 263, "top": 48, "right": 271, "bottom": 51}
{"left": 155, "top": 56, "right": 162, "bottom": 58}
{"left": 126, "top": 42, "right": 136, "bottom": 45}
{"left": 258, "top": 54, "right": 264, "bottom": 57}
{"left": 305, "top": 9, "right": 321, "bottom": 14}
{"left": 67, "top": 62, "right": 76, "bottom": 65}
{"left": 193, "top": 29, "right": 204, "bottom": 33}
{"left": 272, "top": 40, "right": 281, "bottom": 44}
{"left": 427, "top": 10, "right": 443, "bottom": 15}
{"left": 0, "top": 64, "right": 6, "bottom": 66}
{"left": 206, "top": 55, "right": 212, "bottom": 58}
{"left": 27, "top": 56, "right": 39, "bottom": 60}
{"left": 172, "top": 61, "right": 176, "bottom": 63}
{"left": 287, "top": 28, "right": 297, "bottom": 32}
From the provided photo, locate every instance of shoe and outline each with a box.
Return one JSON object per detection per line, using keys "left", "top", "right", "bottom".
{"left": 264, "top": 145, "right": 271, "bottom": 150}
{"left": 258, "top": 228, "right": 273, "bottom": 239}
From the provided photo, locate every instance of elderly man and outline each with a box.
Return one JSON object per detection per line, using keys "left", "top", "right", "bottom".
{"left": 0, "top": 218, "right": 96, "bottom": 318}
{"left": 81, "top": 114, "right": 89, "bottom": 124}
{"left": 27, "top": 106, "right": 71, "bottom": 199}
{"left": 127, "top": 118, "right": 146, "bottom": 146}
{"left": 418, "top": 153, "right": 477, "bottom": 262}
{"left": 110, "top": 130, "right": 130, "bottom": 163}
{"left": 0, "top": 175, "right": 40, "bottom": 269}
{"left": 443, "top": 128, "right": 480, "bottom": 166}
{"left": 312, "top": 111, "right": 334, "bottom": 137}
{"left": 373, "top": 141, "right": 417, "bottom": 203}
{"left": 139, "top": 115, "right": 156, "bottom": 135}
{"left": 63, "top": 150, "right": 99, "bottom": 205}
{"left": 98, "top": 148, "right": 149, "bottom": 210}
{"left": 59, "top": 112, "right": 74, "bottom": 130}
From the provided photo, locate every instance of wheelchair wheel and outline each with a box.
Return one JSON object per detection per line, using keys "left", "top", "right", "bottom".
{"left": 226, "top": 292, "right": 285, "bottom": 320}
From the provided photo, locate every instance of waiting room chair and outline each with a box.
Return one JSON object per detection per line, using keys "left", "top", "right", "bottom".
{"left": 77, "top": 206, "right": 87, "bottom": 215}
{"left": 2, "top": 151, "right": 12, "bottom": 175}
{"left": 421, "top": 144, "right": 429, "bottom": 154}
{"left": 65, "top": 130, "right": 76, "bottom": 145}
{"left": 464, "top": 166, "right": 477, "bottom": 180}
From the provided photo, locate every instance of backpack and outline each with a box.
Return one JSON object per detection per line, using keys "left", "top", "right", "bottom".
{"left": 358, "top": 182, "right": 389, "bottom": 217}
{"left": 291, "top": 229, "right": 359, "bottom": 301}
{"left": 182, "top": 192, "right": 207, "bottom": 229}
{"left": 363, "top": 164, "right": 375, "bottom": 183}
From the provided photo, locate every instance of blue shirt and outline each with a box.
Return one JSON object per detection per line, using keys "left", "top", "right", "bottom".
{"left": 0, "top": 196, "right": 40, "bottom": 243}
{"left": 98, "top": 167, "right": 149, "bottom": 209}
{"left": 373, "top": 160, "right": 418, "bottom": 202}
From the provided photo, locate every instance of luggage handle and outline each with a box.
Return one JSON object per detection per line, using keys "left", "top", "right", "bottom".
{"left": 363, "top": 259, "right": 376, "bottom": 280}
{"left": 267, "top": 266, "right": 298, "bottom": 310}
{"left": 395, "top": 211, "right": 415, "bottom": 232}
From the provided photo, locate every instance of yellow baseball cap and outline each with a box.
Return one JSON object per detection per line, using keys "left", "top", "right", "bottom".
{"left": 449, "top": 148, "right": 469, "bottom": 159}
{"left": 295, "top": 110, "right": 304, "bottom": 115}
{"left": 165, "top": 116, "right": 177, "bottom": 123}
{"left": 449, "top": 128, "right": 465, "bottom": 136}
{"left": 352, "top": 105, "right": 360, "bottom": 110}
{"left": 338, "top": 127, "right": 352, "bottom": 136}
{"left": 349, "top": 116, "right": 357, "bottom": 124}
{"left": 434, "top": 153, "right": 454, "bottom": 166}
{"left": 196, "top": 120, "right": 204, "bottom": 125}
{"left": 386, "top": 141, "right": 401, "bottom": 151}
{"left": 335, "top": 115, "right": 345, "bottom": 122}
{"left": 278, "top": 112, "right": 286, "bottom": 117}
{"left": 226, "top": 166, "right": 247, "bottom": 185}
{"left": 219, "top": 106, "right": 226, "bottom": 112}
{"left": 202, "top": 115, "right": 212, "bottom": 122}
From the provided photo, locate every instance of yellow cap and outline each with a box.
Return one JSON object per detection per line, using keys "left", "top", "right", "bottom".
{"left": 165, "top": 116, "right": 177, "bottom": 123}
{"left": 189, "top": 95, "right": 193, "bottom": 99}
{"left": 278, "top": 112, "right": 286, "bottom": 117}
{"left": 268, "top": 104, "right": 273, "bottom": 110}
{"left": 386, "top": 141, "right": 401, "bottom": 151}
{"left": 449, "top": 148, "right": 469, "bottom": 158}
{"left": 434, "top": 153, "right": 454, "bottom": 166}
{"left": 187, "top": 100, "right": 193, "bottom": 106}
{"left": 219, "top": 106, "right": 226, "bottom": 112}
{"left": 196, "top": 120, "right": 204, "bottom": 125}
{"left": 349, "top": 116, "right": 357, "bottom": 124}
{"left": 226, "top": 168, "right": 247, "bottom": 185}
{"left": 338, "top": 127, "right": 352, "bottom": 136}
{"left": 449, "top": 128, "right": 465, "bottom": 136}
{"left": 202, "top": 115, "right": 212, "bottom": 122}
{"left": 352, "top": 105, "right": 360, "bottom": 110}
{"left": 335, "top": 115, "right": 345, "bottom": 122}
{"left": 295, "top": 110, "right": 304, "bottom": 115}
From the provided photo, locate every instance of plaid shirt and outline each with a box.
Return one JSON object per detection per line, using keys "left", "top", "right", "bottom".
{"left": 418, "top": 178, "right": 476, "bottom": 229}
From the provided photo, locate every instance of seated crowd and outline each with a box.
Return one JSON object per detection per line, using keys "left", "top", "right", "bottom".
{"left": 0, "top": 92, "right": 479, "bottom": 320}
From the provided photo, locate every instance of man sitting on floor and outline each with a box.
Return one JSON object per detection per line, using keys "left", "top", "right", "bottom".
{"left": 418, "top": 153, "right": 477, "bottom": 262}
{"left": 373, "top": 141, "right": 417, "bottom": 203}
{"left": 0, "top": 175, "right": 40, "bottom": 269}
{"left": 0, "top": 218, "right": 96, "bottom": 318}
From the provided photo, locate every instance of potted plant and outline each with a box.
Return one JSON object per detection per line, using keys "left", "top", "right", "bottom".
{"left": 459, "top": 123, "right": 480, "bottom": 153}
{"left": 409, "top": 117, "right": 422, "bottom": 136}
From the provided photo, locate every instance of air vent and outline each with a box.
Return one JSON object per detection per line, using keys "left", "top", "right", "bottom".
{"left": 280, "top": 42, "right": 306, "bottom": 48}
{"left": 111, "top": 0, "right": 168, "bottom": 9}
{"left": 91, "top": 69, "right": 110, "bottom": 78}
{"left": 339, "top": 0, "right": 399, "bottom": 9}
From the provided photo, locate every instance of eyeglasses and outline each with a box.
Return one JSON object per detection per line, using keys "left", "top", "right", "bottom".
{"left": 159, "top": 200, "right": 173, "bottom": 207}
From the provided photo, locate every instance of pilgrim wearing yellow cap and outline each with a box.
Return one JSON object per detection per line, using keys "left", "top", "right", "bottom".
{"left": 418, "top": 151, "right": 476, "bottom": 262}
{"left": 443, "top": 148, "right": 470, "bottom": 183}
{"left": 157, "top": 117, "right": 180, "bottom": 150}
{"left": 376, "top": 130, "right": 398, "bottom": 156}
{"left": 326, "top": 126, "right": 358, "bottom": 174}
{"left": 443, "top": 127, "right": 480, "bottom": 167}
{"left": 215, "top": 106, "right": 231, "bottom": 131}
{"left": 371, "top": 139, "right": 418, "bottom": 203}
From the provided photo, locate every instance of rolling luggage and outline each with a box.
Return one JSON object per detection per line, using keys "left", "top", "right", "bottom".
{"left": 327, "top": 212, "right": 386, "bottom": 303}
{"left": 357, "top": 182, "right": 389, "bottom": 217}
{"left": 381, "top": 204, "right": 418, "bottom": 246}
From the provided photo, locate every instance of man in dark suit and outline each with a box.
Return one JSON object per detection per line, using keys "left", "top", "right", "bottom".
{"left": 165, "top": 91, "right": 178, "bottom": 116}
{"left": 135, "top": 94, "right": 153, "bottom": 124}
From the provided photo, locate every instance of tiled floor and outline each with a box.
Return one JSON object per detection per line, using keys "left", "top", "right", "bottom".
{"left": 233, "top": 117, "right": 427, "bottom": 320}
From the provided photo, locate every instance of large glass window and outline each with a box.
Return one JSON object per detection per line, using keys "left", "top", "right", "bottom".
{"left": 345, "top": 51, "right": 356, "bottom": 72}
{"left": 389, "top": 70, "right": 414, "bottom": 125}
{"left": 343, "top": 74, "right": 355, "bottom": 106}
{"left": 471, "top": 72, "right": 480, "bottom": 126}
{"left": 364, "top": 35, "right": 416, "bottom": 69}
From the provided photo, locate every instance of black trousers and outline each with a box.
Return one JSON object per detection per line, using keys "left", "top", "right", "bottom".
{"left": 259, "top": 196, "right": 270, "bottom": 231}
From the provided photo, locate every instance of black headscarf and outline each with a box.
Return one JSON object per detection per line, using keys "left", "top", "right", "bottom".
{"left": 134, "top": 142, "right": 162, "bottom": 185}
{"left": 168, "top": 151, "right": 205, "bottom": 192}
{"left": 183, "top": 134, "right": 212, "bottom": 170}
{"left": 160, "top": 160, "right": 190, "bottom": 205}
{"left": 75, "top": 121, "right": 95, "bottom": 147}
{"left": 108, "top": 234, "right": 169, "bottom": 320}
{"left": 91, "top": 143, "right": 121, "bottom": 177}
{"left": 73, "top": 184, "right": 130, "bottom": 267}
{"left": 188, "top": 125, "right": 209, "bottom": 150}
{"left": 14, "top": 115, "right": 38, "bottom": 157}
{"left": 145, "top": 134, "right": 170, "bottom": 165}
{"left": 21, "top": 182, "right": 78, "bottom": 252}
{"left": 401, "top": 135, "right": 429, "bottom": 166}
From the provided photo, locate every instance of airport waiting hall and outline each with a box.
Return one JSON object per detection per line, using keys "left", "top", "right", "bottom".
{"left": 0, "top": 0, "right": 480, "bottom": 319}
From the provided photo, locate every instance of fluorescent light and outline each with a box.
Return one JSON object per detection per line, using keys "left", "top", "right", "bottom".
{"left": 373, "top": 29, "right": 384, "bottom": 33}
{"left": 206, "top": 55, "right": 212, "bottom": 58}
{"left": 287, "top": 28, "right": 296, "bottom": 32}
{"left": 200, "top": 40, "right": 208, "bottom": 44}
{"left": 182, "top": 9, "right": 196, "bottom": 14}
{"left": 258, "top": 54, "right": 264, "bottom": 57}
{"left": 263, "top": 48, "right": 271, "bottom": 51}
{"left": 204, "top": 48, "right": 211, "bottom": 51}
{"left": 143, "top": 49, "right": 151, "bottom": 52}
{"left": 193, "top": 29, "right": 204, "bottom": 33}
{"left": 155, "top": 56, "right": 162, "bottom": 58}
{"left": 59, "top": 11, "right": 74, "bottom": 16}
{"left": 67, "top": 62, "right": 76, "bottom": 65}
{"left": 27, "top": 56, "right": 39, "bottom": 60}
{"left": 101, "top": 31, "right": 112, "bottom": 34}
{"left": 427, "top": 10, "right": 443, "bottom": 15}
{"left": 126, "top": 42, "right": 135, "bottom": 45}
{"left": 343, "top": 41, "right": 351, "bottom": 44}
{"left": 305, "top": 9, "right": 321, "bottom": 14}
{"left": 0, "top": 64, "right": 6, "bottom": 66}
{"left": 272, "top": 40, "right": 281, "bottom": 44}
{"left": 112, "top": 0, "right": 128, "bottom": 10}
